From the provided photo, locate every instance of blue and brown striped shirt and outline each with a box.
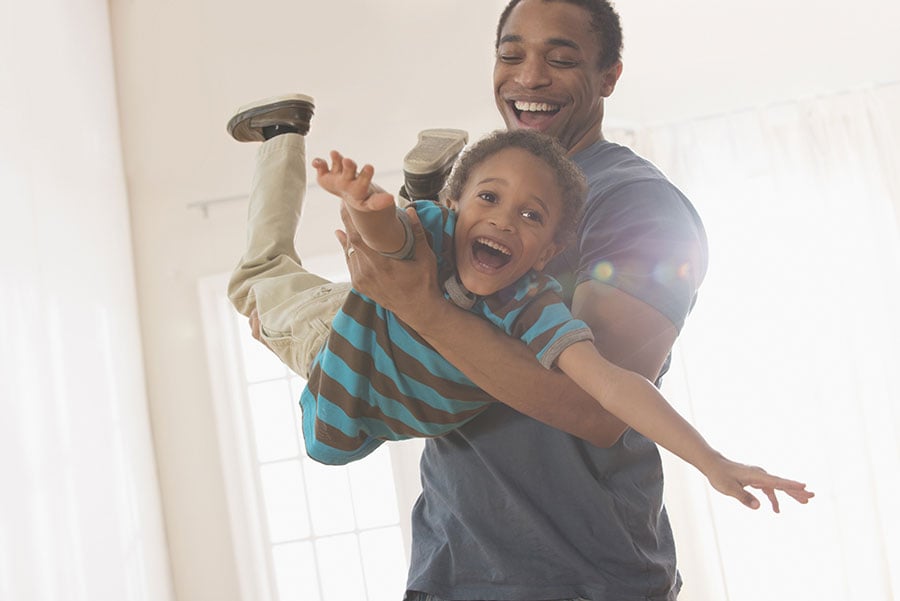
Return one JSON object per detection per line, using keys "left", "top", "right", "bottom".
{"left": 299, "top": 201, "right": 593, "bottom": 464}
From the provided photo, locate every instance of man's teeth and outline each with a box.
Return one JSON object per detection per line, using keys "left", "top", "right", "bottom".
{"left": 477, "top": 238, "right": 511, "bottom": 255}
{"left": 514, "top": 101, "right": 558, "bottom": 112}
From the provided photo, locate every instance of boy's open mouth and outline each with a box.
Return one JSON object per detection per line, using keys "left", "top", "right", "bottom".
{"left": 473, "top": 237, "right": 512, "bottom": 269}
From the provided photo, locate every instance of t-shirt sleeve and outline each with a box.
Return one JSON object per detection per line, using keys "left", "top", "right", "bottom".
{"left": 412, "top": 200, "right": 455, "bottom": 269}
{"left": 576, "top": 179, "right": 707, "bottom": 330}
{"left": 507, "top": 288, "right": 595, "bottom": 370}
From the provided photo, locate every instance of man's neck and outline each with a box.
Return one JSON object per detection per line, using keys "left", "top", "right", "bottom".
{"left": 568, "top": 129, "right": 606, "bottom": 156}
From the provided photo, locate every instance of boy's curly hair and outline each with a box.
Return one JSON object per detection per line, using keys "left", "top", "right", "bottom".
{"left": 446, "top": 129, "right": 587, "bottom": 245}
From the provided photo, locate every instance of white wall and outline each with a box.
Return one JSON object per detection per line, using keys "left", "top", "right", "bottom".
{"left": 0, "top": 0, "right": 173, "bottom": 599}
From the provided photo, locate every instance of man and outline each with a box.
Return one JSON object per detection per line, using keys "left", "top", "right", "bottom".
{"left": 339, "top": 0, "right": 709, "bottom": 599}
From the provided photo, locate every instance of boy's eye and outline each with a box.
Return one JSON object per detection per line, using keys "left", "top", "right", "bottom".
{"left": 522, "top": 210, "right": 544, "bottom": 224}
{"left": 478, "top": 192, "right": 498, "bottom": 203}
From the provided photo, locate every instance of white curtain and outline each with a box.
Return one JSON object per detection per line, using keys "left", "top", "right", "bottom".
{"left": 0, "top": 1, "right": 173, "bottom": 600}
{"left": 613, "top": 87, "right": 900, "bottom": 600}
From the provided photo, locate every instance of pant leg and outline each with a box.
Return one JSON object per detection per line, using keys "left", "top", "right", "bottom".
{"left": 227, "top": 133, "right": 350, "bottom": 378}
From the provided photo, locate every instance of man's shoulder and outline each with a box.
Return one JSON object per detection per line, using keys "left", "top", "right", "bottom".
{"left": 575, "top": 140, "right": 680, "bottom": 200}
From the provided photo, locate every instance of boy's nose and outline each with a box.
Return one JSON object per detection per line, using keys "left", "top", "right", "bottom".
{"left": 489, "top": 211, "right": 516, "bottom": 232}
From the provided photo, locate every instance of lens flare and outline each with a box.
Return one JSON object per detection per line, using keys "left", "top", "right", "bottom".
{"left": 592, "top": 261, "right": 614, "bottom": 282}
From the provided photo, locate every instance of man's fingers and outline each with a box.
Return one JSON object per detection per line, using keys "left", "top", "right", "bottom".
{"left": 406, "top": 205, "right": 428, "bottom": 250}
{"left": 340, "top": 207, "right": 366, "bottom": 248}
{"left": 249, "top": 309, "right": 262, "bottom": 341}
{"left": 335, "top": 228, "right": 349, "bottom": 250}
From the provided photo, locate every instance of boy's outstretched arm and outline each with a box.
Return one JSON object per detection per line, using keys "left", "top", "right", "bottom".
{"left": 313, "top": 151, "right": 406, "bottom": 255}
{"left": 556, "top": 340, "right": 814, "bottom": 512}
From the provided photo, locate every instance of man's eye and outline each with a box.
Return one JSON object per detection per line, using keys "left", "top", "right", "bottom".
{"left": 548, "top": 58, "right": 578, "bottom": 68}
{"left": 498, "top": 53, "right": 522, "bottom": 63}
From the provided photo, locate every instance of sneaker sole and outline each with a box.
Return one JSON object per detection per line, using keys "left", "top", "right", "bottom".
{"left": 227, "top": 93, "right": 316, "bottom": 142}
{"left": 403, "top": 129, "right": 468, "bottom": 176}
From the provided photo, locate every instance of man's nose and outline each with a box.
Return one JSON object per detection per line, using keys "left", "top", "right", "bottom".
{"left": 514, "top": 56, "right": 551, "bottom": 88}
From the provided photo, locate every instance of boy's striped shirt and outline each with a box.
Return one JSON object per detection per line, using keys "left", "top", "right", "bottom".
{"left": 299, "top": 201, "right": 593, "bottom": 464}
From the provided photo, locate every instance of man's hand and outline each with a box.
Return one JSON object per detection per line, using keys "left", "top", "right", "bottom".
{"left": 335, "top": 204, "right": 444, "bottom": 331}
{"left": 248, "top": 308, "right": 275, "bottom": 353}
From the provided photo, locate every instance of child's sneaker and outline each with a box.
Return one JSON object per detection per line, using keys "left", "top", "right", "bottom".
{"left": 227, "top": 94, "right": 315, "bottom": 142}
{"left": 402, "top": 129, "right": 468, "bottom": 201}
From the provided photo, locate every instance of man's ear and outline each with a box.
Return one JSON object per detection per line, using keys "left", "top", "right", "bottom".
{"left": 600, "top": 60, "right": 623, "bottom": 97}
{"left": 533, "top": 241, "right": 562, "bottom": 271}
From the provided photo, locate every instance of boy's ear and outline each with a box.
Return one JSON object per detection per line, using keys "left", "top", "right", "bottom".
{"left": 533, "top": 241, "right": 562, "bottom": 271}
{"left": 445, "top": 197, "right": 459, "bottom": 210}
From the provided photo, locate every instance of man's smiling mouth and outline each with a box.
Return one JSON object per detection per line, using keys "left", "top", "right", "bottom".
{"left": 472, "top": 237, "right": 513, "bottom": 269}
{"left": 513, "top": 100, "right": 560, "bottom": 114}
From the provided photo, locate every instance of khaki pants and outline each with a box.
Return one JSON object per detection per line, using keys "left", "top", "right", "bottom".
{"left": 227, "top": 134, "right": 350, "bottom": 379}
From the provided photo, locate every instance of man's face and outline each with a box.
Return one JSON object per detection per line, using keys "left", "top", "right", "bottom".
{"left": 450, "top": 147, "right": 563, "bottom": 297}
{"left": 493, "top": 0, "right": 621, "bottom": 155}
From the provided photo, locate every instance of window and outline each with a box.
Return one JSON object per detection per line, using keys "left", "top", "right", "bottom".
{"left": 199, "top": 261, "right": 424, "bottom": 601}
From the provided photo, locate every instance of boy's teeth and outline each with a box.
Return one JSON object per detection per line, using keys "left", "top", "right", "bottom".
{"left": 477, "top": 237, "right": 511, "bottom": 255}
{"left": 514, "top": 101, "right": 557, "bottom": 112}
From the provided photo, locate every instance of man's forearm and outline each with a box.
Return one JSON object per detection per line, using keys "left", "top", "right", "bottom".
{"left": 408, "top": 297, "right": 628, "bottom": 447}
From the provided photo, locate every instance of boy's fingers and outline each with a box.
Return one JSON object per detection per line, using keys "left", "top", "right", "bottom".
{"left": 739, "top": 488, "right": 761, "bottom": 510}
{"left": 330, "top": 150, "right": 343, "bottom": 172}
{"left": 312, "top": 157, "right": 328, "bottom": 175}
{"left": 763, "top": 488, "right": 780, "bottom": 513}
{"left": 357, "top": 164, "right": 375, "bottom": 187}
{"left": 787, "top": 488, "right": 814, "bottom": 503}
{"left": 359, "top": 164, "right": 375, "bottom": 179}
{"left": 342, "top": 158, "right": 358, "bottom": 179}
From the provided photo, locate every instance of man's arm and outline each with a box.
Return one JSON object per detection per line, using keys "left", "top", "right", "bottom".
{"left": 339, "top": 207, "right": 677, "bottom": 447}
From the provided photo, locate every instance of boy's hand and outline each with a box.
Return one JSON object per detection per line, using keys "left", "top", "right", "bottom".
{"left": 705, "top": 457, "right": 815, "bottom": 513}
{"left": 312, "top": 150, "right": 394, "bottom": 213}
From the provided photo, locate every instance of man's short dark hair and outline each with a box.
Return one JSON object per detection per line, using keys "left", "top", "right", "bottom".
{"left": 446, "top": 129, "right": 586, "bottom": 245}
{"left": 495, "top": 0, "right": 623, "bottom": 71}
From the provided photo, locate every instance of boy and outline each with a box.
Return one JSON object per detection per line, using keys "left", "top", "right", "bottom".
{"left": 227, "top": 95, "right": 812, "bottom": 511}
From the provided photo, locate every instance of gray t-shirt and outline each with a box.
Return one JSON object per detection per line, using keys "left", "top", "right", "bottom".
{"left": 406, "top": 140, "right": 708, "bottom": 601}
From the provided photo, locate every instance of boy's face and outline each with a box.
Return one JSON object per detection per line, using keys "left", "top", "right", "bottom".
{"left": 449, "top": 147, "right": 564, "bottom": 296}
